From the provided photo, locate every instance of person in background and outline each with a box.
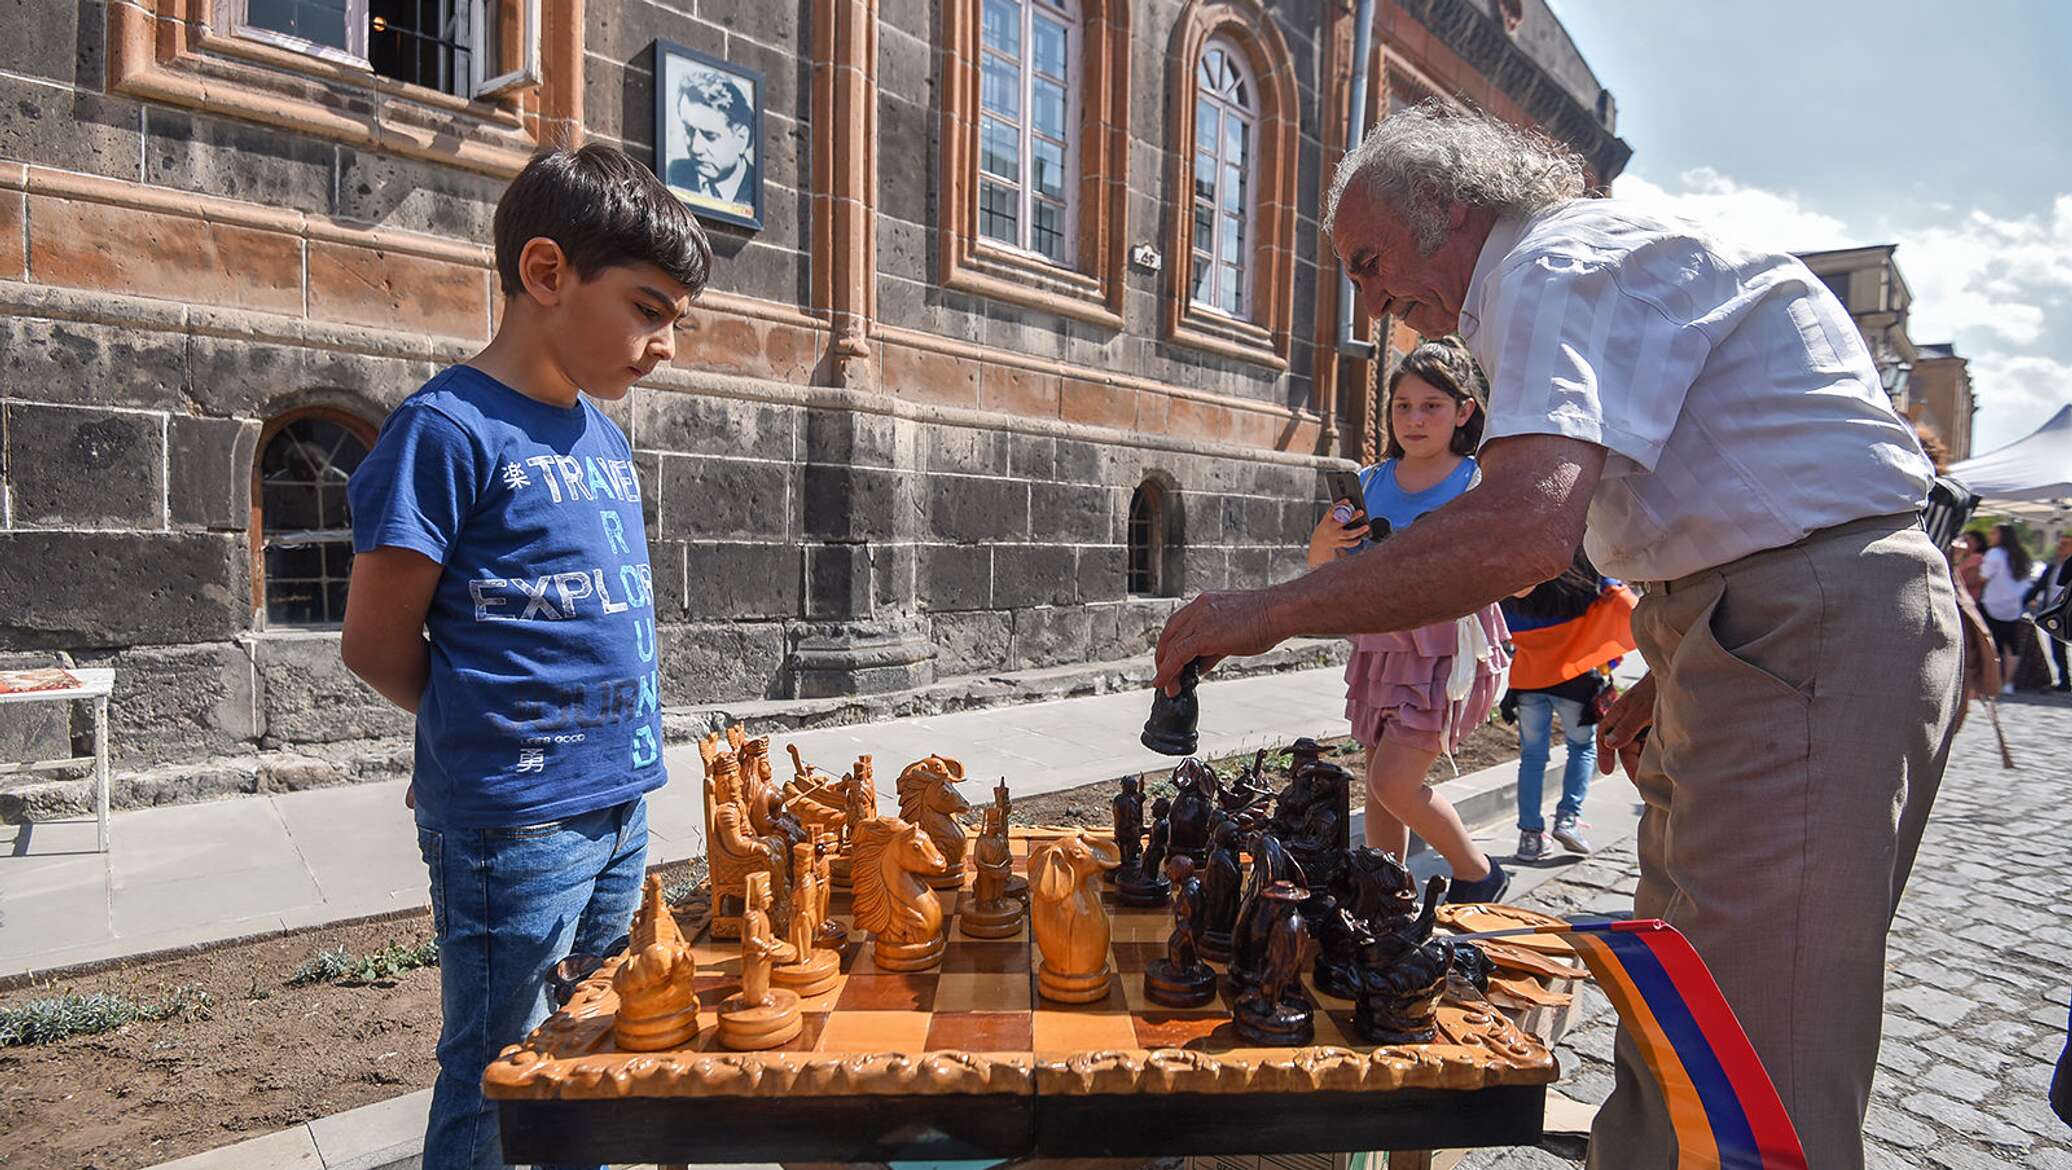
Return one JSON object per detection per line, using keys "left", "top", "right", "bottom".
{"left": 2026, "top": 532, "right": 2072, "bottom": 692}
{"left": 1954, "top": 530, "right": 1988, "bottom": 602}
{"left": 1979, "top": 522, "right": 2039, "bottom": 693}
{"left": 1498, "top": 550, "right": 1637, "bottom": 862}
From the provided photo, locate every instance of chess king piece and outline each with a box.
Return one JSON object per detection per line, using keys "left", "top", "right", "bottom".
{"left": 1118, "top": 796, "right": 1174, "bottom": 907}
{"left": 829, "top": 754, "right": 876, "bottom": 889}
{"left": 1145, "top": 855, "right": 1217, "bottom": 1007}
{"left": 960, "top": 799, "right": 1024, "bottom": 938}
{"left": 1226, "top": 831, "right": 1305, "bottom": 1001}
{"left": 717, "top": 871, "right": 804, "bottom": 1050}
{"left": 1140, "top": 657, "right": 1201, "bottom": 755}
{"left": 897, "top": 755, "right": 974, "bottom": 891}
{"left": 611, "top": 874, "right": 700, "bottom": 1051}
{"left": 1234, "top": 881, "right": 1316, "bottom": 1046}
{"left": 1165, "top": 757, "right": 1218, "bottom": 864}
{"left": 699, "top": 733, "right": 788, "bottom": 940}
{"left": 1198, "top": 819, "right": 1244, "bottom": 962}
{"left": 1030, "top": 831, "right": 1122, "bottom": 1003}
{"left": 771, "top": 840, "right": 842, "bottom": 997}
{"left": 851, "top": 816, "right": 949, "bottom": 971}
{"left": 1352, "top": 875, "right": 1456, "bottom": 1045}
{"left": 1109, "top": 774, "right": 1146, "bottom": 883}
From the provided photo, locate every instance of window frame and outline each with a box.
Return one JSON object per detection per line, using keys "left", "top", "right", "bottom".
{"left": 228, "top": 0, "right": 538, "bottom": 100}
{"left": 231, "top": 0, "right": 371, "bottom": 70}
{"left": 1186, "top": 39, "right": 1259, "bottom": 322}
{"left": 1126, "top": 481, "right": 1165, "bottom": 597}
{"left": 974, "top": 0, "right": 1081, "bottom": 268}
{"left": 250, "top": 406, "right": 380, "bottom": 632}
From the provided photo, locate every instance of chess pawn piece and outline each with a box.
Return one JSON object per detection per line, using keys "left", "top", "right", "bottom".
{"left": 1145, "top": 856, "right": 1217, "bottom": 1007}
{"left": 1031, "top": 832, "right": 1122, "bottom": 1003}
{"left": 772, "top": 841, "right": 841, "bottom": 997}
{"left": 1109, "top": 774, "right": 1146, "bottom": 883}
{"left": 812, "top": 832, "right": 848, "bottom": 951}
{"left": 717, "top": 872, "right": 803, "bottom": 1050}
{"left": 960, "top": 801, "right": 1024, "bottom": 939}
{"left": 852, "top": 816, "right": 948, "bottom": 972}
{"left": 1141, "top": 658, "right": 1201, "bottom": 755}
{"left": 897, "top": 755, "right": 974, "bottom": 891}
{"left": 1198, "top": 819, "right": 1244, "bottom": 962}
{"left": 1233, "top": 881, "right": 1315, "bottom": 1046}
{"left": 1118, "top": 796, "right": 1174, "bottom": 907}
{"left": 612, "top": 874, "right": 700, "bottom": 1051}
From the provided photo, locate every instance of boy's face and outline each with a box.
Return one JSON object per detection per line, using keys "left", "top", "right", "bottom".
{"left": 550, "top": 261, "right": 695, "bottom": 400}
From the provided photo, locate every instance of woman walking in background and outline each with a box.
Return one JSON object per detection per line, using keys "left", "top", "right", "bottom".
{"left": 1980, "top": 523, "right": 2039, "bottom": 693}
{"left": 1954, "top": 531, "right": 1988, "bottom": 602}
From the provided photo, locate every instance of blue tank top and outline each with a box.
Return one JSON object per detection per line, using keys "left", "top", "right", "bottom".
{"left": 1359, "top": 457, "right": 1477, "bottom": 535}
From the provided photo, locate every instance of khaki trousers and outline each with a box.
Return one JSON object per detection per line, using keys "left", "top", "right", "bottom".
{"left": 1586, "top": 516, "right": 1962, "bottom": 1170}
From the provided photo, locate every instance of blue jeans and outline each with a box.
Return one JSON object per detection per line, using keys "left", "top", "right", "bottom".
{"left": 1516, "top": 691, "right": 1594, "bottom": 832}
{"left": 417, "top": 798, "right": 648, "bottom": 1170}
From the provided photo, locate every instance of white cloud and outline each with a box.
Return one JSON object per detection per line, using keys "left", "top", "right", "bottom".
{"left": 1966, "top": 353, "right": 2072, "bottom": 454}
{"left": 1615, "top": 168, "right": 1854, "bottom": 252}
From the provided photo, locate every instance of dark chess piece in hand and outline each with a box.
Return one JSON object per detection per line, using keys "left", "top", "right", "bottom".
{"left": 1145, "top": 855, "right": 1217, "bottom": 1007}
{"left": 1351, "top": 875, "right": 1456, "bottom": 1045}
{"left": 1198, "top": 819, "right": 1243, "bottom": 962}
{"left": 1233, "top": 881, "right": 1315, "bottom": 1046}
{"left": 1166, "top": 757, "right": 1218, "bottom": 864}
{"left": 1108, "top": 774, "right": 1146, "bottom": 883}
{"left": 1118, "top": 796, "right": 1174, "bottom": 907}
{"left": 1142, "top": 659, "right": 1201, "bottom": 755}
{"left": 1225, "top": 831, "right": 1304, "bottom": 1001}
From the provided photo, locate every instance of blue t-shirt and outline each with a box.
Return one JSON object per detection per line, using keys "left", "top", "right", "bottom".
{"left": 1358, "top": 456, "right": 1478, "bottom": 536}
{"left": 347, "top": 366, "right": 666, "bottom": 830}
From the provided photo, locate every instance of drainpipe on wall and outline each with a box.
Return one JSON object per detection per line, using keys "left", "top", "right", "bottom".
{"left": 1335, "top": 0, "right": 1379, "bottom": 361}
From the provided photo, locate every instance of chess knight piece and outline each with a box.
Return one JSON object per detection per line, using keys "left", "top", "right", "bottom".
{"left": 699, "top": 733, "right": 788, "bottom": 940}
{"left": 771, "top": 840, "right": 842, "bottom": 997}
{"left": 829, "top": 754, "right": 876, "bottom": 889}
{"left": 960, "top": 798, "right": 1024, "bottom": 939}
{"left": 1118, "top": 796, "right": 1174, "bottom": 907}
{"left": 1351, "top": 875, "right": 1457, "bottom": 1045}
{"left": 611, "top": 874, "right": 700, "bottom": 1051}
{"left": 1145, "top": 855, "right": 1217, "bottom": 1007}
{"left": 718, "top": 871, "right": 804, "bottom": 1050}
{"left": 1198, "top": 819, "right": 1244, "bottom": 962}
{"left": 897, "top": 755, "right": 974, "bottom": 891}
{"left": 1234, "top": 881, "right": 1316, "bottom": 1046}
{"left": 1141, "top": 658, "right": 1201, "bottom": 755}
{"left": 851, "top": 816, "right": 949, "bottom": 971}
{"left": 1109, "top": 774, "right": 1146, "bottom": 883}
{"left": 1030, "top": 832, "right": 1122, "bottom": 1003}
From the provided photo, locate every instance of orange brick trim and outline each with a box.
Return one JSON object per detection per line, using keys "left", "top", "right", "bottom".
{"left": 812, "top": 0, "right": 878, "bottom": 382}
{"left": 1163, "top": 0, "right": 1300, "bottom": 370}
{"left": 107, "top": 0, "right": 582, "bottom": 181}
{"left": 937, "top": 0, "right": 1130, "bottom": 330}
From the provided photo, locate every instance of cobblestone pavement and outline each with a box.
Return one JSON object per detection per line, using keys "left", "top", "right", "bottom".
{"left": 1458, "top": 692, "right": 2072, "bottom": 1169}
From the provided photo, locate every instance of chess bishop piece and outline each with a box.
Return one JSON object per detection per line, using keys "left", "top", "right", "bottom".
{"left": 1198, "top": 819, "right": 1243, "bottom": 962}
{"left": 1117, "top": 796, "right": 1174, "bottom": 907}
{"left": 611, "top": 874, "right": 700, "bottom": 1051}
{"left": 1140, "top": 658, "right": 1201, "bottom": 755}
{"left": 717, "top": 871, "right": 804, "bottom": 1050}
{"left": 1144, "top": 856, "right": 1217, "bottom": 1007}
{"left": 852, "top": 816, "right": 948, "bottom": 971}
{"left": 811, "top": 831, "right": 848, "bottom": 951}
{"left": 771, "top": 841, "right": 841, "bottom": 997}
{"left": 1233, "top": 881, "right": 1315, "bottom": 1046}
{"left": 1031, "top": 832, "right": 1122, "bottom": 1003}
{"left": 898, "top": 755, "right": 974, "bottom": 891}
{"left": 960, "top": 798, "right": 1024, "bottom": 939}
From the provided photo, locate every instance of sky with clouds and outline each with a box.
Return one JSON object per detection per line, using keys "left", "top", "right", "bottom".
{"left": 1546, "top": 0, "right": 2072, "bottom": 455}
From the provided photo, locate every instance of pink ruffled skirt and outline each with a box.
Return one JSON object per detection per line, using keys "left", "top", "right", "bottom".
{"left": 1343, "top": 604, "right": 1511, "bottom": 756}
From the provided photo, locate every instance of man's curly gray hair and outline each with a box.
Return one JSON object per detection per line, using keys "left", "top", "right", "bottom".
{"left": 1324, "top": 101, "right": 1587, "bottom": 252}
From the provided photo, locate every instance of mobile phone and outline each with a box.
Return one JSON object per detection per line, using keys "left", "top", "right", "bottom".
{"left": 1324, "top": 470, "right": 1365, "bottom": 524}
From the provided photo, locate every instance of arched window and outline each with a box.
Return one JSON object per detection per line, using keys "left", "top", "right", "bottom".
{"left": 1127, "top": 481, "right": 1168, "bottom": 596}
{"left": 1189, "top": 39, "right": 1255, "bottom": 318}
{"left": 977, "top": 0, "right": 1078, "bottom": 264}
{"left": 253, "top": 409, "right": 376, "bottom": 627}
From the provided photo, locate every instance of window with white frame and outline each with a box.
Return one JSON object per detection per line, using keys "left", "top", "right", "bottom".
{"left": 976, "top": 0, "right": 1078, "bottom": 266}
{"left": 1190, "top": 40, "right": 1255, "bottom": 318}
{"left": 235, "top": 0, "right": 540, "bottom": 99}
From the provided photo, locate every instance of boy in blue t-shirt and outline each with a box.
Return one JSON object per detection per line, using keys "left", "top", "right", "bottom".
{"left": 341, "top": 144, "right": 711, "bottom": 1170}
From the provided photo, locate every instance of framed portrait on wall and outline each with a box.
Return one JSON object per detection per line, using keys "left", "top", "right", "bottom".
{"left": 652, "top": 39, "right": 765, "bottom": 232}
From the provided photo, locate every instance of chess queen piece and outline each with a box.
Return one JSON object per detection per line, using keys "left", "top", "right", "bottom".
{"left": 1233, "top": 881, "right": 1315, "bottom": 1047}
{"left": 1031, "top": 832, "right": 1122, "bottom": 1003}
{"left": 717, "top": 871, "right": 804, "bottom": 1050}
{"left": 1118, "top": 797, "right": 1174, "bottom": 907}
{"left": 852, "top": 816, "right": 948, "bottom": 971}
{"left": 898, "top": 755, "right": 974, "bottom": 891}
{"left": 1140, "top": 658, "right": 1201, "bottom": 755}
{"left": 612, "top": 874, "right": 700, "bottom": 1051}
{"left": 1144, "top": 855, "right": 1217, "bottom": 1007}
{"left": 1109, "top": 774, "right": 1146, "bottom": 884}
{"left": 771, "top": 841, "right": 842, "bottom": 997}
{"left": 1198, "top": 819, "right": 1243, "bottom": 962}
{"left": 959, "top": 799, "right": 1024, "bottom": 939}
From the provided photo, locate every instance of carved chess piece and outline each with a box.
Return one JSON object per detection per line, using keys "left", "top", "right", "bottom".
{"left": 1351, "top": 876, "right": 1455, "bottom": 1045}
{"left": 700, "top": 733, "right": 788, "bottom": 940}
{"left": 898, "top": 755, "right": 974, "bottom": 891}
{"left": 772, "top": 841, "right": 842, "bottom": 997}
{"left": 1165, "top": 757, "right": 1218, "bottom": 864}
{"left": 611, "top": 874, "right": 700, "bottom": 1051}
{"left": 1109, "top": 774, "right": 1146, "bottom": 883}
{"left": 780, "top": 743, "right": 849, "bottom": 841}
{"left": 1226, "top": 831, "right": 1304, "bottom": 1000}
{"left": 1145, "top": 856, "right": 1217, "bottom": 1007}
{"left": 813, "top": 831, "right": 847, "bottom": 950}
{"left": 1273, "top": 759, "right": 1352, "bottom": 892}
{"left": 1198, "top": 819, "right": 1244, "bottom": 962}
{"left": 829, "top": 754, "right": 876, "bottom": 889}
{"left": 739, "top": 734, "right": 809, "bottom": 852}
{"left": 1234, "top": 881, "right": 1315, "bottom": 1046}
{"left": 1141, "top": 657, "right": 1201, "bottom": 755}
{"left": 1030, "top": 832, "right": 1122, "bottom": 1003}
{"left": 960, "top": 800, "right": 1024, "bottom": 939}
{"left": 717, "top": 872, "right": 803, "bottom": 1050}
{"left": 852, "top": 816, "right": 948, "bottom": 971}
{"left": 1219, "top": 748, "right": 1275, "bottom": 818}
{"left": 1311, "top": 846, "right": 1416, "bottom": 1001}
{"left": 1118, "top": 796, "right": 1174, "bottom": 907}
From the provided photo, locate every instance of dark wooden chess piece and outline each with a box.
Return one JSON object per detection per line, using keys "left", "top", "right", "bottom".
{"left": 1285, "top": 736, "right": 1324, "bottom": 778}
{"left": 1233, "top": 881, "right": 1315, "bottom": 1046}
{"left": 1144, "top": 856, "right": 1217, "bottom": 1007}
{"left": 1351, "top": 875, "right": 1456, "bottom": 1045}
{"left": 1310, "top": 846, "right": 1413, "bottom": 1001}
{"left": 1225, "top": 831, "right": 1304, "bottom": 1001}
{"left": 1273, "top": 760, "right": 1352, "bottom": 892}
{"left": 1165, "top": 757, "right": 1217, "bottom": 864}
{"left": 1118, "top": 796, "right": 1174, "bottom": 907}
{"left": 1141, "top": 658, "right": 1201, "bottom": 755}
{"left": 1219, "top": 748, "right": 1275, "bottom": 818}
{"left": 1198, "top": 819, "right": 1243, "bottom": 962}
{"left": 1108, "top": 774, "right": 1145, "bottom": 884}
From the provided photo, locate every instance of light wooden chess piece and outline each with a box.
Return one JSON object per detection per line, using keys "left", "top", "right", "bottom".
{"left": 851, "top": 816, "right": 947, "bottom": 972}
{"left": 612, "top": 874, "right": 700, "bottom": 1051}
{"left": 829, "top": 755, "right": 875, "bottom": 890}
{"left": 717, "top": 871, "right": 804, "bottom": 1050}
{"left": 700, "top": 733, "right": 786, "bottom": 940}
{"left": 812, "top": 830, "right": 847, "bottom": 950}
{"left": 781, "top": 743, "right": 849, "bottom": 840}
{"left": 959, "top": 796, "right": 1023, "bottom": 939}
{"left": 1030, "top": 831, "right": 1122, "bottom": 1003}
{"left": 771, "top": 840, "right": 842, "bottom": 997}
{"left": 898, "top": 754, "right": 973, "bottom": 891}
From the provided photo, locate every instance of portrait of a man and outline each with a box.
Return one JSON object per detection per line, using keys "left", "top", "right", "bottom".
{"left": 652, "top": 41, "right": 764, "bottom": 230}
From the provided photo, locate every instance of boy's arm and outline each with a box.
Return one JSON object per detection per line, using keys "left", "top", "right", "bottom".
{"left": 340, "top": 547, "right": 444, "bottom": 713}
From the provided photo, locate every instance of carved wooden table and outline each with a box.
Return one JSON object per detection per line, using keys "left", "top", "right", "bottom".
{"left": 486, "top": 830, "right": 1574, "bottom": 1168}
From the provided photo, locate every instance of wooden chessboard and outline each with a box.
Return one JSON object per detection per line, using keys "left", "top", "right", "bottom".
{"left": 487, "top": 829, "right": 1576, "bottom": 1165}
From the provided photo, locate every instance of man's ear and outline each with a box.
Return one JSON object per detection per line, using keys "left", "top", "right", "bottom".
{"left": 517, "top": 237, "right": 570, "bottom": 308}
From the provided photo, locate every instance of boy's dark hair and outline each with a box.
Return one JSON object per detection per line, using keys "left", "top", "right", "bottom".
{"left": 1383, "top": 336, "right": 1487, "bottom": 458}
{"left": 493, "top": 143, "right": 713, "bottom": 298}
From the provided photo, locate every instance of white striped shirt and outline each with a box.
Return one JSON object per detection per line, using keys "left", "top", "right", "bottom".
{"left": 1460, "top": 199, "right": 1932, "bottom": 582}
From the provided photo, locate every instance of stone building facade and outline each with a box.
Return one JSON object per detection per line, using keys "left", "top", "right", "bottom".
{"left": 0, "top": 0, "right": 1625, "bottom": 814}
{"left": 1800, "top": 243, "right": 1975, "bottom": 462}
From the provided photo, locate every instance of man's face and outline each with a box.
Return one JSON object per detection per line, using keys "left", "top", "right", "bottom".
{"left": 1330, "top": 183, "right": 1477, "bottom": 338}
{"left": 2058, "top": 534, "right": 2071, "bottom": 559}
{"left": 546, "top": 261, "right": 694, "bottom": 401}
{"left": 681, "top": 99, "right": 749, "bottom": 184}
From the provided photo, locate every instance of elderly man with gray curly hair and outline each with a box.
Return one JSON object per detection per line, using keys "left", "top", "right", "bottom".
{"left": 1151, "top": 102, "right": 1960, "bottom": 1169}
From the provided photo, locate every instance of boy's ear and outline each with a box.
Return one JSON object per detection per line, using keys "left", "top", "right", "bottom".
{"left": 516, "top": 237, "right": 571, "bottom": 307}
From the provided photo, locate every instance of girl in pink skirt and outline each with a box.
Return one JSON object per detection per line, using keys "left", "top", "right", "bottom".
{"left": 1307, "top": 337, "right": 1511, "bottom": 903}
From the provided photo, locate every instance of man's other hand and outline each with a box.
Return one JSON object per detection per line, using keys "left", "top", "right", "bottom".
{"left": 1596, "top": 672, "right": 1656, "bottom": 779}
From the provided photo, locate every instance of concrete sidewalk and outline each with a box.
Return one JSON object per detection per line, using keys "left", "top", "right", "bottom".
{"left": 1, "top": 666, "right": 1351, "bottom": 981}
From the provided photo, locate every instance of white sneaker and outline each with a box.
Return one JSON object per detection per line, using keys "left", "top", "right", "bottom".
{"left": 1551, "top": 814, "right": 1593, "bottom": 855}
{"left": 2003, "top": 682, "right": 2017, "bottom": 696}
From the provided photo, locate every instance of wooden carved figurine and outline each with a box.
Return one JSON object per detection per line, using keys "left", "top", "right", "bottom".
{"left": 717, "top": 871, "right": 804, "bottom": 1050}
{"left": 852, "top": 816, "right": 948, "bottom": 971}
{"left": 829, "top": 755, "right": 876, "bottom": 889}
{"left": 611, "top": 874, "right": 700, "bottom": 1052}
{"left": 898, "top": 754, "right": 973, "bottom": 890}
{"left": 1233, "top": 880, "right": 1315, "bottom": 1046}
{"left": 1118, "top": 795, "right": 1174, "bottom": 907}
{"left": 1110, "top": 774, "right": 1145, "bottom": 881}
{"left": 781, "top": 743, "right": 849, "bottom": 841}
{"left": 1030, "top": 831, "right": 1122, "bottom": 1003}
{"left": 959, "top": 799, "right": 1023, "bottom": 939}
{"left": 813, "top": 831, "right": 848, "bottom": 950}
{"left": 738, "top": 733, "right": 809, "bottom": 852}
{"left": 771, "top": 840, "right": 842, "bottom": 997}
{"left": 1144, "top": 855, "right": 1216, "bottom": 1007}
{"left": 700, "top": 733, "right": 787, "bottom": 940}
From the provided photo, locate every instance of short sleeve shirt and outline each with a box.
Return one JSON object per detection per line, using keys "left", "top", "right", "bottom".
{"left": 1460, "top": 200, "right": 1932, "bottom": 581}
{"left": 347, "top": 366, "right": 666, "bottom": 829}
{"left": 1358, "top": 457, "right": 1478, "bottom": 536}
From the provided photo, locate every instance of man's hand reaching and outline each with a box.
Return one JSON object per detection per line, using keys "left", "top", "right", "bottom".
{"left": 1596, "top": 672, "right": 1656, "bottom": 780}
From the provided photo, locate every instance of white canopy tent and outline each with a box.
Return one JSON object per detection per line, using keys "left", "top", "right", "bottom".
{"left": 1949, "top": 404, "right": 2072, "bottom": 535}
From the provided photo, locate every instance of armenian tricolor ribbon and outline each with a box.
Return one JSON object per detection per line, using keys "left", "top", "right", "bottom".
{"left": 1459, "top": 917, "right": 1807, "bottom": 1170}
